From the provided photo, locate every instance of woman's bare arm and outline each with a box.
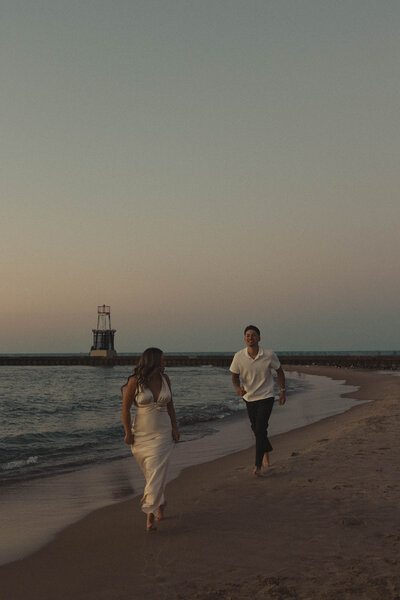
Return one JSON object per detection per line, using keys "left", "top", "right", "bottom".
{"left": 122, "top": 376, "right": 137, "bottom": 445}
{"left": 164, "top": 374, "right": 180, "bottom": 442}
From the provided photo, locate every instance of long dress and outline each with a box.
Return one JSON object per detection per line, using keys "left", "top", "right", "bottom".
{"left": 131, "top": 375, "right": 173, "bottom": 514}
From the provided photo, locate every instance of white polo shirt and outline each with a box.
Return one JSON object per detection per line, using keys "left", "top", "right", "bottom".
{"left": 230, "top": 347, "right": 280, "bottom": 402}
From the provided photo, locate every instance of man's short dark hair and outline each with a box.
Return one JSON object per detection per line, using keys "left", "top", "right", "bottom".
{"left": 244, "top": 325, "right": 260, "bottom": 336}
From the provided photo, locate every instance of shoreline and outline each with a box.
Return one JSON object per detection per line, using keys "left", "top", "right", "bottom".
{"left": 0, "top": 370, "right": 360, "bottom": 565}
{"left": 1, "top": 367, "right": 400, "bottom": 599}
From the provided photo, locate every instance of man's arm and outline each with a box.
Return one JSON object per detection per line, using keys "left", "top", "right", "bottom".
{"left": 231, "top": 372, "right": 246, "bottom": 397}
{"left": 276, "top": 366, "right": 286, "bottom": 405}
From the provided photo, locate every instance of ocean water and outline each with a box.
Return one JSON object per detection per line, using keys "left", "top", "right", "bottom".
{"left": 0, "top": 364, "right": 310, "bottom": 484}
{"left": 0, "top": 364, "right": 363, "bottom": 565}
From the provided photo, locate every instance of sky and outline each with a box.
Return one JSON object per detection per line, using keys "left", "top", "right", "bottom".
{"left": 2, "top": 0, "right": 399, "bottom": 353}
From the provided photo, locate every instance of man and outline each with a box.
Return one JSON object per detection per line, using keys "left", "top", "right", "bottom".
{"left": 230, "top": 325, "right": 286, "bottom": 476}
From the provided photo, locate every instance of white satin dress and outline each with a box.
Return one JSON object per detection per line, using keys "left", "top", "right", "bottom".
{"left": 131, "top": 375, "right": 173, "bottom": 515}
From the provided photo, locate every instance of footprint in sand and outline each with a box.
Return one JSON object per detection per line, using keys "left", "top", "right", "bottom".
{"left": 333, "top": 483, "right": 353, "bottom": 490}
{"left": 340, "top": 516, "right": 363, "bottom": 526}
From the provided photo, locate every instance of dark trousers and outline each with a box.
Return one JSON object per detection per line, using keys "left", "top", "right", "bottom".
{"left": 245, "top": 397, "right": 275, "bottom": 468}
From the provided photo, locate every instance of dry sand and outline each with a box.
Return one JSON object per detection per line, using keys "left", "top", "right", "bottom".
{"left": 1, "top": 366, "right": 399, "bottom": 600}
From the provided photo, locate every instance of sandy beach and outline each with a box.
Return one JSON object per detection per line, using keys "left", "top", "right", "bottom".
{"left": 1, "top": 366, "right": 399, "bottom": 600}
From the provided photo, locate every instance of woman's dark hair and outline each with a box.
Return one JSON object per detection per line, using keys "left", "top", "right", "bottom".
{"left": 121, "top": 347, "right": 164, "bottom": 399}
{"left": 134, "top": 347, "right": 163, "bottom": 388}
{"left": 244, "top": 325, "right": 260, "bottom": 336}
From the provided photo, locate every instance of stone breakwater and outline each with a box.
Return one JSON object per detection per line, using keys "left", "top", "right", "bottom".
{"left": 0, "top": 354, "right": 398, "bottom": 369}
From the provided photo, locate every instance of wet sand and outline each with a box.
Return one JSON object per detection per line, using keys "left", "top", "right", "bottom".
{"left": 0, "top": 370, "right": 358, "bottom": 565}
{"left": 1, "top": 367, "right": 399, "bottom": 600}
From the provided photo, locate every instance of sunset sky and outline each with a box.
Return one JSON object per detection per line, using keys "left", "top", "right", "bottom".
{"left": 2, "top": 0, "right": 399, "bottom": 353}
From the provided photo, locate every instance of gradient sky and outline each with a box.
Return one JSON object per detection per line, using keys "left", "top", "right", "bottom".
{"left": 2, "top": 0, "right": 399, "bottom": 353}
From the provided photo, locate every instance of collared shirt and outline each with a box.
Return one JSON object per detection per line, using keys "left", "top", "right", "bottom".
{"left": 230, "top": 347, "right": 280, "bottom": 402}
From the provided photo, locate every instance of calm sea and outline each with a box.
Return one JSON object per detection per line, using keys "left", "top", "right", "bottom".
{"left": 1, "top": 362, "right": 371, "bottom": 564}
{"left": 0, "top": 364, "right": 313, "bottom": 484}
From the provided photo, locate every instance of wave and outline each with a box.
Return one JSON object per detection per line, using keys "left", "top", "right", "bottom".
{"left": 1, "top": 366, "right": 307, "bottom": 485}
{"left": 2, "top": 456, "right": 39, "bottom": 471}
{"left": 178, "top": 403, "right": 244, "bottom": 425}
{"left": 0, "top": 402, "right": 245, "bottom": 484}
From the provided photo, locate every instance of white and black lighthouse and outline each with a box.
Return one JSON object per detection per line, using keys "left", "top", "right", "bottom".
{"left": 90, "top": 305, "right": 116, "bottom": 357}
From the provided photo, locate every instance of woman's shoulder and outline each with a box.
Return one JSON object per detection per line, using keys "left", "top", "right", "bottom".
{"left": 126, "top": 375, "right": 138, "bottom": 392}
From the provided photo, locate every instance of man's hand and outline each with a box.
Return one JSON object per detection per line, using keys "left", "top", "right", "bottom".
{"left": 232, "top": 373, "right": 246, "bottom": 398}
{"left": 278, "top": 391, "right": 286, "bottom": 406}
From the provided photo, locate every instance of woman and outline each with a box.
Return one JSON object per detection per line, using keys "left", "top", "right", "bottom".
{"left": 122, "top": 348, "right": 180, "bottom": 532}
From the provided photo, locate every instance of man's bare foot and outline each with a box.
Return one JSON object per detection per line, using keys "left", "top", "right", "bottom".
{"left": 155, "top": 502, "right": 167, "bottom": 521}
{"left": 262, "top": 453, "right": 270, "bottom": 468}
{"left": 146, "top": 513, "right": 157, "bottom": 532}
{"left": 253, "top": 466, "right": 262, "bottom": 477}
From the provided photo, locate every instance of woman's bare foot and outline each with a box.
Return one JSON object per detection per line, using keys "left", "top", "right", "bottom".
{"left": 146, "top": 513, "right": 157, "bottom": 532}
{"left": 155, "top": 502, "right": 167, "bottom": 521}
{"left": 253, "top": 466, "right": 262, "bottom": 477}
{"left": 262, "top": 452, "right": 270, "bottom": 468}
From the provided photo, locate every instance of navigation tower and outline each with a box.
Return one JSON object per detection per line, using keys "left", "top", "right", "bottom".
{"left": 90, "top": 305, "right": 117, "bottom": 357}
